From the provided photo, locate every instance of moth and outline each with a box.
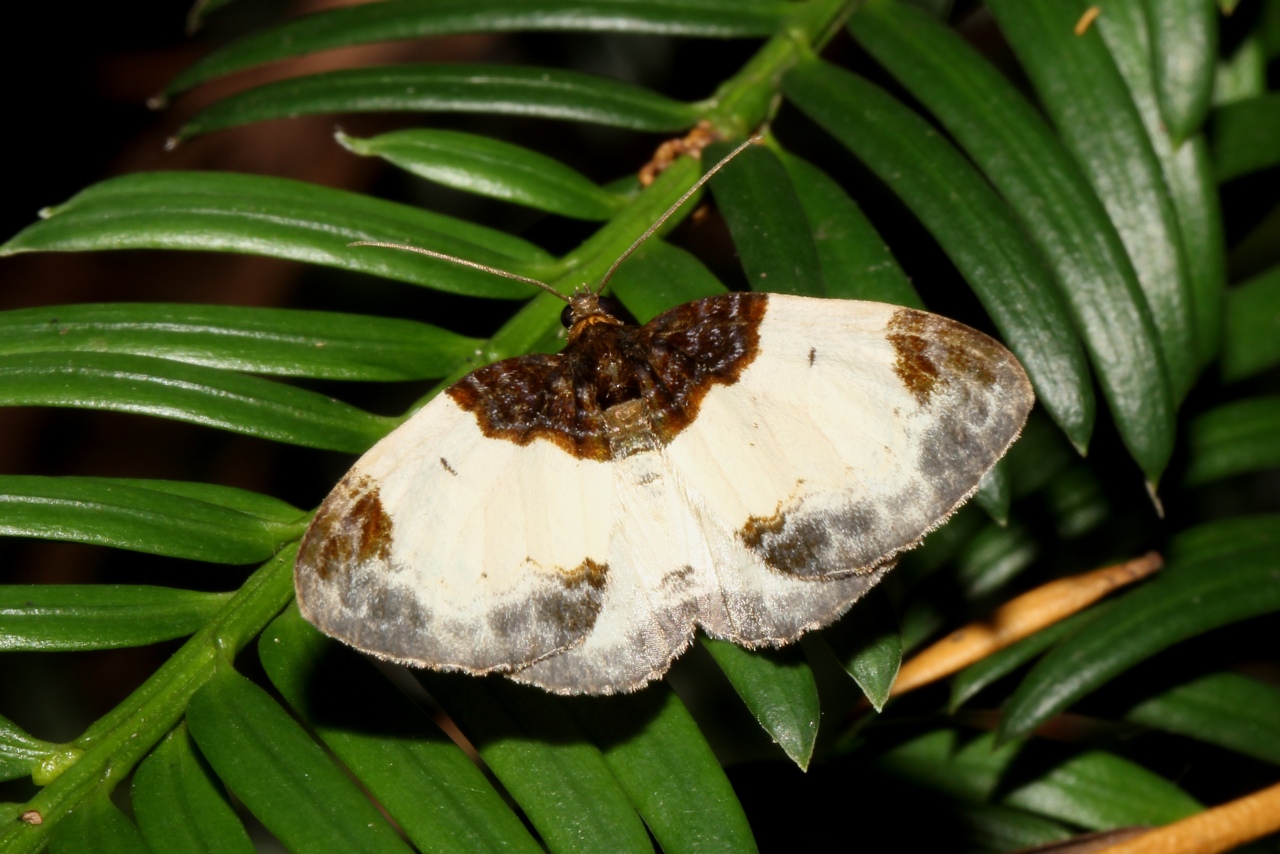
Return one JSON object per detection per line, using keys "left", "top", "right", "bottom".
{"left": 294, "top": 142, "right": 1035, "bottom": 696}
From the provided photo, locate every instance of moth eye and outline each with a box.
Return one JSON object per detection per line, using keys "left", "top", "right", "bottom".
{"left": 559, "top": 304, "right": 574, "bottom": 328}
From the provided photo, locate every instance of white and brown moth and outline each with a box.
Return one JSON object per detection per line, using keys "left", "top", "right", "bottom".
{"left": 294, "top": 144, "right": 1035, "bottom": 696}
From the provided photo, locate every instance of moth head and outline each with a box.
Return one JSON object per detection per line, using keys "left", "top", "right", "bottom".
{"left": 560, "top": 292, "right": 629, "bottom": 333}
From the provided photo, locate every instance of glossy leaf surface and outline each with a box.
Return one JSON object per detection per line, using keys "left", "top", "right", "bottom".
{"left": 2, "top": 171, "right": 551, "bottom": 300}
{"left": 133, "top": 726, "right": 255, "bottom": 854}
{"left": 177, "top": 65, "right": 700, "bottom": 142}
{"left": 187, "top": 666, "right": 414, "bottom": 853}
{"left": 0, "top": 302, "right": 480, "bottom": 381}
{"left": 0, "top": 476, "right": 305, "bottom": 564}
{"left": 168, "top": 0, "right": 787, "bottom": 95}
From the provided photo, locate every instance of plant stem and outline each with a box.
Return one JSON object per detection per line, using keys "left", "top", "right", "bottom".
{"left": 2, "top": 547, "right": 297, "bottom": 853}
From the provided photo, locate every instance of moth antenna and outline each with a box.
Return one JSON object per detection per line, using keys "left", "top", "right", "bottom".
{"left": 349, "top": 241, "right": 570, "bottom": 304}
{"left": 596, "top": 134, "right": 764, "bottom": 294}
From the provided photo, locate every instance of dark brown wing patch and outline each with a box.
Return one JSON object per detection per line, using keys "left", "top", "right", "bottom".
{"left": 448, "top": 292, "right": 768, "bottom": 460}
{"left": 888, "top": 308, "right": 1001, "bottom": 406}
{"left": 299, "top": 475, "right": 393, "bottom": 581}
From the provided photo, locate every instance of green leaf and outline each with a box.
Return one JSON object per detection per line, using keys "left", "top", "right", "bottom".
{"left": 1213, "top": 34, "right": 1267, "bottom": 105}
{"left": 953, "top": 520, "right": 1039, "bottom": 600}
{"left": 1222, "top": 264, "right": 1280, "bottom": 380}
{"left": 1211, "top": 93, "right": 1280, "bottom": 182}
{"left": 176, "top": 65, "right": 700, "bottom": 142}
{"left": 987, "top": 0, "right": 1198, "bottom": 404}
{"left": 1185, "top": 397, "right": 1280, "bottom": 484}
{"left": 568, "top": 688, "right": 759, "bottom": 854}
{"left": 1122, "top": 671, "right": 1280, "bottom": 765}
{"left": 0, "top": 302, "right": 481, "bottom": 381}
{"left": 1166, "top": 514, "right": 1280, "bottom": 566}
{"left": 972, "top": 464, "right": 1012, "bottom": 527}
{"left": 260, "top": 608, "right": 543, "bottom": 854}
{"left": 167, "top": 0, "right": 787, "bottom": 96}
{"left": 0, "top": 476, "right": 306, "bottom": 564}
{"left": 830, "top": 587, "right": 902, "bottom": 711}
{"left": 938, "top": 804, "right": 1073, "bottom": 853}
{"left": 1092, "top": 0, "right": 1225, "bottom": 369}
{"left": 708, "top": 142, "right": 826, "bottom": 297}
{"left": 999, "top": 541, "right": 1280, "bottom": 742}
{"left": 48, "top": 791, "right": 149, "bottom": 854}
{"left": 1, "top": 171, "right": 551, "bottom": 300}
{"left": 0, "top": 550, "right": 297, "bottom": 854}
{"left": 1002, "top": 412, "right": 1078, "bottom": 497}
{"left": 873, "top": 729, "right": 1201, "bottom": 829}
{"left": 1147, "top": 0, "right": 1218, "bottom": 143}
{"left": 132, "top": 726, "right": 255, "bottom": 854}
{"left": 850, "top": 0, "right": 1179, "bottom": 474}
{"left": 778, "top": 151, "right": 923, "bottom": 307}
{"left": 186, "top": 666, "right": 414, "bottom": 854}
{"left": 608, "top": 241, "right": 728, "bottom": 323}
{"left": 1041, "top": 465, "right": 1110, "bottom": 539}
{"left": 421, "top": 674, "right": 653, "bottom": 854}
{"left": 186, "top": 0, "right": 239, "bottom": 31}
{"left": 0, "top": 714, "right": 56, "bottom": 782}
{"left": 0, "top": 586, "right": 230, "bottom": 652}
{"left": 782, "top": 58, "right": 1100, "bottom": 470}
{"left": 0, "top": 352, "right": 394, "bottom": 453}
{"left": 338, "top": 129, "right": 628, "bottom": 220}
{"left": 701, "top": 638, "right": 820, "bottom": 769}
{"left": 949, "top": 603, "right": 1113, "bottom": 712}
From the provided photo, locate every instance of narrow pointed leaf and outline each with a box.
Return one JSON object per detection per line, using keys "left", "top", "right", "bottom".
{"left": 261, "top": 608, "right": 543, "bottom": 854}
{"left": 953, "top": 520, "right": 1039, "bottom": 600}
{"left": 1185, "top": 397, "right": 1280, "bottom": 484}
{"left": 1122, "top": 671, "right": 1280, "bottom": 765}
{"left": 422, "top": 674, "right": 653, "bottom": 854}
{"left": 1222, "top": 265, "right": 1280, "bottom": 380}
{"left": 999, "top": 541, "right": 1280, "bottom": 742}
{"left": 782, "top": 58, "right": 1098, "bottom": 467}
{"left": 1, "top": 172, "right": 550, "bottom": 300}
{"left": 132, "top": 727, "right": 254, "bottom": 854}
{"left": 0, "top": 585, "right": 230, "bottom": 652}
{"left": 1211, "top": 93, "right": 1280, "bottom": 182}
{"left": 0, "top": 302, "right": 480, "bottom": 381}
{"left": 1092, "top": 0, "right": 1225, "bottom": 369}
{"left": 168, "top": 0, "right": 786, "bottom": 95}
{"left": 936, "top": 804, "right": 1072, "bottom": 851}
{"left": 701, "top": 638, "right": 820, "bottom": 769}
{"left": 0, "top": 476, "right": 306, "bottom": 564}
{"left": 1148, "top": 0, "right": 1218, "bottom": 143}
{"left": 1213, "top": 34, "right": 1267, "bottom": 105}
{"left": 829, "top": 587, "right": 901, "bottom": 710}
{"left": 1041, "top": 466, "right": 1109, "bottom": 539}
{"left": 176, "top": 65, "right": 699, "bottom": 142}
{"left": 187, "top": 666, "right": 414, "bottom": 854}
{"left": 0, "top": 352, "right": 394, "bottom": 452}
{"left": 569, "top": 688, "right": 758, "bottom": 854}
{"left": 778, "top": 151, "right": 922, "bottom": 307}
{"left": 873, "top": 729, "right": 1200, "bottom": 829}
{"left": 949, "top": 605, "right": 1112, "bottom": 712}
{"left": 339, "top": 129, "right": 627, "bottom": 220}
{"left": 972, "top": 464, "right": 1012, "bottom": 526}
{"left": 851, "top": 0, "right": 1189, "bottom": 473}
{"left": 1166, "top": 514, "right": 1280, "bottom": 566}
{"left": 987, "top": 0, "right": 1197, "bottom": 404}
{"left": 708, "top": 142, "right": 825, "bottom": 297}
